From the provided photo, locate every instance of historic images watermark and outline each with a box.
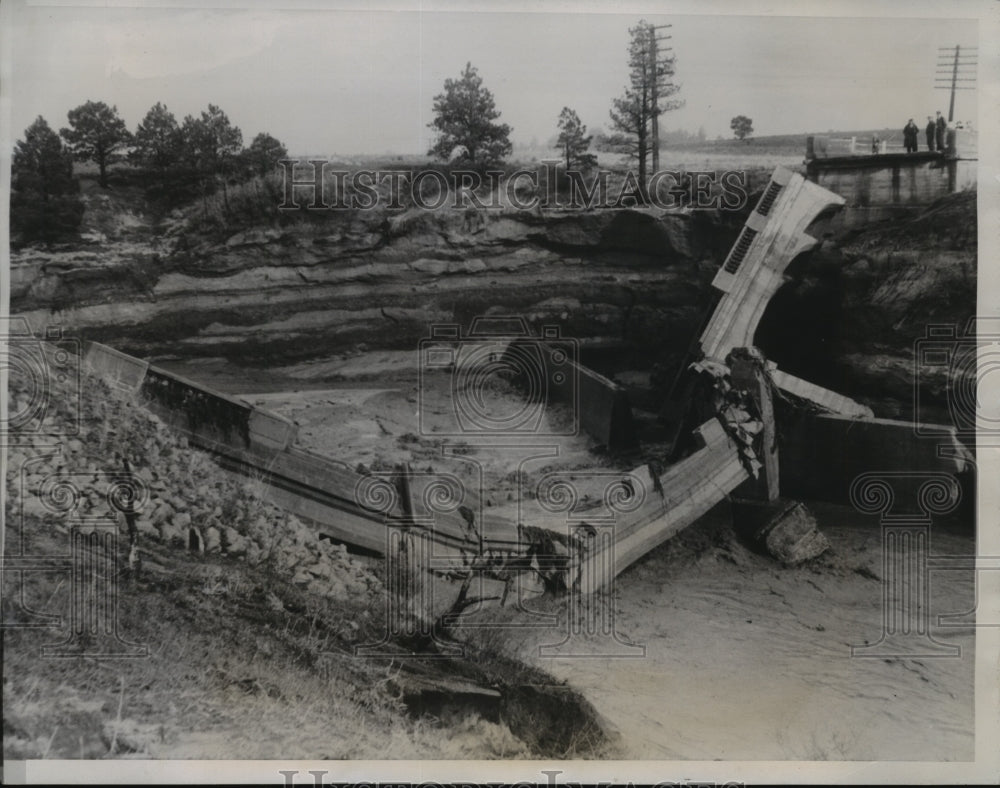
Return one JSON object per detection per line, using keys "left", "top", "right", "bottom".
{"left": 847, "top": 317, "right": 1000, "bottom": 658}
{"left": 277, "top": 158, "right": 749, "bottom": 212}
{"left": 277, "top": 769, "right": 745, "bottom": 787}
{"left": 1, "top": 316, "right": 81, "bottom": 438}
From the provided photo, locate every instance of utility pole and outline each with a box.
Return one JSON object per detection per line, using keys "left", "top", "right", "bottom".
{"left": 935, "top": 45, "right": 977, "bottom": 122}
{"left": 648, "top": 23, "right": 675, "bottom": 173}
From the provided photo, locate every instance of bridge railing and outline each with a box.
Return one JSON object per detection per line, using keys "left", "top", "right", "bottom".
{"left": 807, "top": 136, "right": 914, "bottom": 158}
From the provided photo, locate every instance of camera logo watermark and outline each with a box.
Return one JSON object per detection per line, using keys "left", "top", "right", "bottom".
{"left": 354, "top": 315, "right": 644, "bottom": 658}
{"left": 418, "top": 317, "right": 579, "bottom": 438}
{"left": 1, "top": 316, "right": 81, "bottom": 437}
{"left": 914, "top": 317, "right": 1000, "bottom": 439}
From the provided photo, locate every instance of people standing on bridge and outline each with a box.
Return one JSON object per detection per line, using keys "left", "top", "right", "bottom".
{"left": 871, "top": 134, "right": 880, "bottom": 154}
{"left": 925, "top": 116, "right": 936, "bottom": 151}
{"left": 935, "top": 111, "right": 947, "bottom": 151}
{"left": 903, "top": 119, "right": 919, "bottom": 153}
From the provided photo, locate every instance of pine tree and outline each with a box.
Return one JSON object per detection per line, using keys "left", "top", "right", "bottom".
{"left": 11, "top": 117, "right": 83, "bottom": 243}
{"left": 246, "top": 133, "right": 288, "bottom": 178}
{"left": 60, "top": 101, "right": 131, "bottom": 187}
{"left": 428, "top": 62, "right": 512, "bottom": 169}
{"left": 556, "top": 108, "right": 597, "bottom": 171}
{"left": 132, "top": 103, "right": 183, "bottom": 176}
{"left": 13, "top": 117, "right": 75, "bottom": 198}
{"left": 180, "top": 105, "right": 243, "bottom": 210}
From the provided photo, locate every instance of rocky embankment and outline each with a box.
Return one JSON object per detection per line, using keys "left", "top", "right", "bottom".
{"left": 4, "top": 359, "right": 616, "bottom": 759}
{"left": 5, "top": 367, "right": 379, "bottom": 603}
{"left": 756, "top": 190, "right": 976, "bottom": 421}
{"left": 11, "top": 187, "right": 744, "bottom": 368}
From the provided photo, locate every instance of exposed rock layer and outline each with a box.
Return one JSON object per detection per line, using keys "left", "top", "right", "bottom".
{"left": 11, "top": 185, "right": 976, "bottom": 421}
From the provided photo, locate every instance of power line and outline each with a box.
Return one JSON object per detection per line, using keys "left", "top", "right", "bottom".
{"left": 935, "top": 45, "right": 977, "bottom": 121}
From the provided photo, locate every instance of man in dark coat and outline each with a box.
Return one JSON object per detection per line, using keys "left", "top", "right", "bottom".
{"left": 926, "top": 116, "right": 936, "bottom": 151}
{"left": 936, "top": 111, "right": 947, "bottom": 151}
{"left": 903, "top": 119, "right": 919, "bottom": 152}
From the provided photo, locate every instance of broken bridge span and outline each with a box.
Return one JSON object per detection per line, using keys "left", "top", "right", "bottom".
{"left": 75, "top": 163, "right": 971, "bottom": 599}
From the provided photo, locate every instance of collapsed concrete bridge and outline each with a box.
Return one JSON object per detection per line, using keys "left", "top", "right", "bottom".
{"left": 80, "top": 339, "right": 751, "bottom": 592}
{"left": 76, "top": 164, "right": 971, "bottom": 599}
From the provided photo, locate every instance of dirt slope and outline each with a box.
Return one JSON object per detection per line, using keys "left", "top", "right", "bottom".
{"left": 3, "top": 362, "right": 614, "bottom": 760}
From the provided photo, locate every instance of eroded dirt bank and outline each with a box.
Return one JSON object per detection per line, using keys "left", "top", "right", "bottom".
{"left": 12, "top": 181, "right": 976, "bottom": 424}
{"left": 12, "top": 190, "right": 739, "bottom": 368}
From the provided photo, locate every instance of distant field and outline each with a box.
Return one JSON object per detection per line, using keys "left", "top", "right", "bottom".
{"left": 518, "top": 128, "right": 916, "bottom": 172}
{"left": 69, "top": 127, "right": 940, "bottom": 186}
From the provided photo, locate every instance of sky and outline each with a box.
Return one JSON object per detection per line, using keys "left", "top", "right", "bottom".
{"left": 3, "top": 0, "right": 982, "bottom": 157}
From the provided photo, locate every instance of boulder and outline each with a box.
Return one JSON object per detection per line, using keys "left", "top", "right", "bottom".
{"left": 221, "top": 527, "right": 247, "bottom": 556}
{"left": 306, "top": 560, "right": 333, "bottom": 581}
{"left": 136, "top": 517, "right": 161, "bottom": 541}
{"left": 245, "top": 542, "right": 263, "bottom": 565}
{"left": 319, "top": 577, "right": 347, "bottom": 599}
{"left": 248, "top": 515, "right": 271, "bottom": 541}
{"left": 763, "top": 503, "right": 830, "bottom": 566}
{"left": 160, "top": 522, "right": 186, "bottom": 547}
{"left": 732, "top": 498, "right": 830, "bottom": 566}
{"left": 203, "top": 526, "right": 222, "bottom": 553}
{"left": 150, "top": 501, "right": 174, "bottom": 525}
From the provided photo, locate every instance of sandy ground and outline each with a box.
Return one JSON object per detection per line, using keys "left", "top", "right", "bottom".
{"left": 515, "top": 506, "right": 975, "bottom": 761}
{"left": 161, "top": 352, "right": 976, "bottom": 761}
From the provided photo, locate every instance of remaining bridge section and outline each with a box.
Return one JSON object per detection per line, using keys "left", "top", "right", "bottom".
{"left": 805, "top": 130, "right": 977, "bottom": 229}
